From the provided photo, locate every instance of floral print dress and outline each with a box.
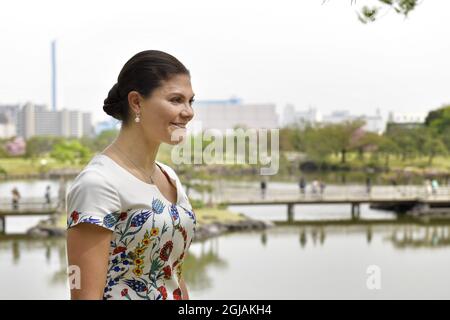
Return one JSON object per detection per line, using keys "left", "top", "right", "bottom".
{"left": 66, "top": 154, "right": 196, "bottom": 300}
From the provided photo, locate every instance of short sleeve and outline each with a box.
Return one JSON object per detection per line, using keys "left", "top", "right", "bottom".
{"left": 66, "top": 169, "right": 122, "bottom": 231}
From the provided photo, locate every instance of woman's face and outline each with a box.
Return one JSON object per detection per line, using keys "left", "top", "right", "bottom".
{"left": 136, "top": 74, "right": 195, "bottom": 145}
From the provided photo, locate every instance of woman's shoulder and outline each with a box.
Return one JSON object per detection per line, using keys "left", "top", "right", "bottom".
{"left": 69, "top": 155, "right": 117, "bottom": 191}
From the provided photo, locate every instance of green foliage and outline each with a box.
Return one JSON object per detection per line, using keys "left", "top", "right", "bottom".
{"left": 323, "top": 0, "right": 420, "bottom": 24}
{"left": 50, "top": 140, "right": 93, "bottom": 165}
{"left": 425, "top": 105, "right": 450, "bottom": 134}
{"left": 358, "top": 0, "right": 419, "bottom": 23}
{"left": 190, "top": 199, "right": 205, "bottom": 209}
{"left": 26, "top": 136, "right": 63, "bottom": 158}
{"left": 80, "top": 129, "right": 119, "bottom": 152}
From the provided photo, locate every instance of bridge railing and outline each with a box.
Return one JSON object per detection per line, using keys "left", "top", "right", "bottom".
{"left": 0, "top": 197, "right": 60, "bottom": 212}
{"left": 213, "top": 185, "right": 450, "bottom": 203}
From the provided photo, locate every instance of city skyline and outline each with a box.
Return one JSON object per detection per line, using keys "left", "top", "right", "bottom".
{"left": 0, "top": 0, "right": 449, "bottom": 124}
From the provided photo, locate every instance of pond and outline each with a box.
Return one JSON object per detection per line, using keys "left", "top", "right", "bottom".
{"left": 1, "top": 179, "right": 449, "bottom": 299}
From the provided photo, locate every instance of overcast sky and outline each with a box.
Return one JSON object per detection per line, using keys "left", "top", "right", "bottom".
{"left": 0, "top": 0, "right": 449, "bottom": 123}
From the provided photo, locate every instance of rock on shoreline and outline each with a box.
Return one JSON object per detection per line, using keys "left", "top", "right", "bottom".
{"left": 192, "top": 216, "right": 275, "bottom": 242}
{"left": 26, "top": 210, "right": 275, "bottom": 241}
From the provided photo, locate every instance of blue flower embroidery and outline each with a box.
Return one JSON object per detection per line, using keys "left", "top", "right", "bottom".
{"left": 169, "top": 204, "right": 179, "bottom": 220}
{"left": 123, "top": 279, "right": 148, "bottom": 293}
{"left": 152, "top": 198, "right": 165, "bottom": 214}
{"left": 130, "top": 210, "right": 152, "bottom": 227}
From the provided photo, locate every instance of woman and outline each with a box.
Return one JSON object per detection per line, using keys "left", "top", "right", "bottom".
{"left": 66, "top": 50, "right": 196, "bottom": 300}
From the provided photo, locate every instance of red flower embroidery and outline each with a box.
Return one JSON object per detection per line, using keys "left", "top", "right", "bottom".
{"left": 159, "top": 241, "right": 173, "bottom": 261}
{"left": 113, "top": 246, "right": 127, "bottom": 255}
{"left": 163, "top": 265, "right": 172, "bottom": 279}
{"left": 71, "top": 211, "right": 79, "bottom": 223}
{"left": 158, "top": 286, "right": 167, "bottom": 300}
{"left": 119, "top": 212, "right": 128, "bottom": 221}
{"left": 173, "top": 288, "right": 182, "bottom": 300}
{"left": 121, "top": 288, "right": 128, "bottom": 297}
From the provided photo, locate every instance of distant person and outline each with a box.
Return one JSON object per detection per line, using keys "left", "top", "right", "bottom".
{"left": 431, "top": 179, "right": 439, "bottom": 195}
{"left": 11, "top": 187, "right": 21, "bottom": 210}
{"left": 366, "top": 177, "right": 372, "bottom": 195}
{"left": 45, "top": 185, "right": 51, "bottom": 205}
{"left": 299, "top": 177, "right": 306, "bottom": 196}
{"left": 311, "top": 180, "right": 319, "bottom": 195}
{"left": 260, "top": 180, "right": 267, "bottom": 199}
{"left": 425, "top": 179, "right": 432, "bottom": 196}
{"left": 319, "top": 181, "right": 326, "bottom": 196}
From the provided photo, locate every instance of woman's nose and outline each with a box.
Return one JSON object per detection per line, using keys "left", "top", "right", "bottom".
{"left": 181, "top": 103, "right": 194, "bottom": 120}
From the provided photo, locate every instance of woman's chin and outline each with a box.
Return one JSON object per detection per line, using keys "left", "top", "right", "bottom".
{"left": 168, "top": 128, "right": 187, "bottom": 144}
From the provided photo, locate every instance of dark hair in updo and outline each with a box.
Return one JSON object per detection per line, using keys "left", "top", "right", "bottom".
{"left": 103, "top": 50, "right": 190, "bottom": 124}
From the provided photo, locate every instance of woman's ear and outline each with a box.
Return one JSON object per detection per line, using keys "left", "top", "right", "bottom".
{"left": 127, "top": 91, "right": 142, "bottom": 114}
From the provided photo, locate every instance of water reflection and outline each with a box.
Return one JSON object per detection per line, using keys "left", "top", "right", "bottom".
{"left": 1, "top": 218, "right": 450, "bottom": 299}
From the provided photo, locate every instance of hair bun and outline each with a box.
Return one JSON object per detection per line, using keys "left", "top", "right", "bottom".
{"left": 103, "top": 83, "right": 124, "bottom": 120}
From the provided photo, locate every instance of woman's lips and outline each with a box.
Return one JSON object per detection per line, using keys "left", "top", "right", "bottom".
{"left": 170, "top": 122, "right": 187, "bottom": 129}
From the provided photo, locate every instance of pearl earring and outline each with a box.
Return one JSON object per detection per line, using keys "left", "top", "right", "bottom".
{"left": 135, "top": 113, "right": 140, "bottom": 123}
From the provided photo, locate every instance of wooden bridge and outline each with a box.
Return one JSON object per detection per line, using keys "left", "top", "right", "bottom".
{"left": 0, "top": 197, "right": 60, "bottom": 234}
{"left": 213, "top": 185, "right": 450, "bottom": 222}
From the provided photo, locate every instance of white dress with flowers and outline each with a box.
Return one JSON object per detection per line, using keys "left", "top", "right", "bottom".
{"left": 66, "top": 154, "right": 196, "bottom": 300}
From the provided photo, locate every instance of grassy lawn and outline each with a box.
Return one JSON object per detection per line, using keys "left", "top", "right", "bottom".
{"left": 327, "top": 152, "right": 450, "bottom": 172}
{"left": 0, "top": 158, "right": 85, "bottom": 175}
{"left": 192, "top": 207, "right": 248, "bottom": 226}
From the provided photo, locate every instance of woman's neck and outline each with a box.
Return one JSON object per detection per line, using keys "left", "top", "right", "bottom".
{"left": 112, "top": 124, "right": 160, "bottom": 172}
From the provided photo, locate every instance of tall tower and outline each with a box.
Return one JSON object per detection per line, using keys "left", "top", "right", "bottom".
{"left": 51, "top": 40, "right": 57, "bottom": 111}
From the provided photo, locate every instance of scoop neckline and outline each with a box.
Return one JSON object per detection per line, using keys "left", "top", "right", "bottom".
{"left": 95, "top": 153, "right": 181, "bottom": 206}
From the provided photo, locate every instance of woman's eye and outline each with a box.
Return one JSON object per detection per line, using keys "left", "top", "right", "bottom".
{"left": 171, "top": 98, "right": 182, "bottom": 104}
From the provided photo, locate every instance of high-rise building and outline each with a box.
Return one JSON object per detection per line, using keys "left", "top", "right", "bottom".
{"left": 0, "top": 104, "right": 20, "bottom": 138}
{"left": 15, "top": 102, "right": 93, "bottom": 139}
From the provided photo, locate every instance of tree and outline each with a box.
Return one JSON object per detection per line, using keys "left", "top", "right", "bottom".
{"left": 26, "top": 136, "right": 63, "bottom": 158}
{"left": 323, "top": 0, "right": 421, "bottom": 23}
{"left": 425, "top": 104, "right": 450, "bottom": 134}
{"left": 50, "top": 140, "right": 92, "bottom": 165}
{"left": 328, "top": 120, "right": 365, "bottom": 164}
{"left": 422, "top": 135, "right": 447, "bottom": 165}
{"left": 376, "top": 135, "right": 399, "bottom": 167}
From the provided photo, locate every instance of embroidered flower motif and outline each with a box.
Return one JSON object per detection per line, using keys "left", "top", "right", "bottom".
{"left": 169, "top": 204, "right": 179, "bottom": 220}
{"left": 152, "top": 198, "right": 166, "bottom": 214}
{"left": 160, "top": 241, "right": 173, "bottom": 261}
{"left": 103, "top": 212, "right": 120, "bottom": 229}
{"left": 132, "top": 267, "right": 143, "bottom": 277}
{"left": 113, "top": 246, "right": 127, "bottom": 255}
{"left": 185, "top": 209, "right": 196, "bottom": 223}
{"left": 130, "top": 210, "right": 152, "bottom": 227}
{"left": 158, "top": 286, "right": 167, "bottom": 300}
{"left": 135, "top": 248, "right": 145, "bottom": 255}
{"left": 123, "top": 279, "right": 148, "bottom": 293}
{"left": 119, "top": 212, "right": 128, "bottom": 221}
{"left": 163, "top": 265, "right": 172, "bottom": 279}
{"left": 150, "top": 227, "right": 159, "bottom": 237}
{"left": 173, "top": 287, "right": 182, "bottom": 300}
{"left": 70, "top": 210, "right": 79, "bottom": 223}
{"left": 121, "top": 288, "right": 128, "bottom": 297}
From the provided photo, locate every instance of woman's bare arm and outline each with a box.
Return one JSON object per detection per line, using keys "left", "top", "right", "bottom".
{"left": 67, "top": 223, "right": 112, "bottom": 300}
{"left": 179, "top": 277, "right": 190, "bottom": 300}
